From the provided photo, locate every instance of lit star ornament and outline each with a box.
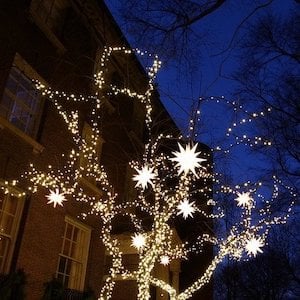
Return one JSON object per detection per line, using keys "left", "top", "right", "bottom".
{"left": 235, "top": 192, "right": 253, "bottom": 208}
{"left": 245, "top": 237, "right": 264, "bottom": 257}
{"left": 133, "top": 165, "right": 156, "bottom": 190}
{"left": 160, "top": 255, "right": 170, "bottom": 265}
{"left": 177, "top": 199, "right": 196, "bottom": 219}
{"left": 170, "top": 143, "right": 206, "bottom": 177}
{"left": 131, "top": 233, "right": 146, "bottom": 250}
{"left": 46, "top": 189, "right": 67, "bottom": 208}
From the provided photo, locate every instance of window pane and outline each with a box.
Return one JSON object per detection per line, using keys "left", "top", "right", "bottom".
{"left": 0, "top": 237, "right": 10, "bottom": 271}
{"left": 0, "top": 186, "right": 24, "bottom": 273}
{"left": 0, "top": 236, "right": 10, "bottom": 257}
{"left": 0, "top": 214, "right": 14, "bottom": 235}
{"left": 63, "top": 239, "right": 71, "bottom": 256}
{"left": 65, "top": 223, "right": 73, "bottom": 239}
{"left": 1, "top": 62, "right": 42, "bottom": 137}
{"left": 6, "top": 75, "right": 18, "bottom": 93}
{"left": 73, "top": 227, "right": 79, "bottom": 241}
{"left": 70, "top": 241, "right": 77, "bottom": 258}
{"left": 6, "top": 196, "right": 18, "bottom": 215}
{"left": 65, "top": 259, "right": 72, "bottom": 275}
{"left": 1, "top": 93, "right": 14, "bottom": 114}
{"left": 58, "top": 256, "right": 67, "bottom": 273}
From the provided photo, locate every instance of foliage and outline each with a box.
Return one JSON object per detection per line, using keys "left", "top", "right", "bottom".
{"left": 42, "top": 277, "right": 64, "bottom": 300}
{"left": 233, "top": 10, "right": 300, "bottom": 185}
{"left": 0, "top": 269, "right": 26, "bottom": 300}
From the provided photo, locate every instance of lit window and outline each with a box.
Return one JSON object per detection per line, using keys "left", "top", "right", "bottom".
{"left": 56, "top": 216, "right": 91, "bottom": 290}
{"left": 0, "top": 185, "right": 25, "bottom": 273}
{"left": 0, "top": 54, "right": 44, "bottom": 137}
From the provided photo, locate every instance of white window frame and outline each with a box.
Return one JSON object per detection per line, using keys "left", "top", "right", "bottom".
{"left": 56, "top": 216, "right": 91, "bottom": 291}
{"left": 0, "top": 53, "right": 45, "bottom": 138}
{"left": 0, "top": 183, "right": 25, "bottom": 273}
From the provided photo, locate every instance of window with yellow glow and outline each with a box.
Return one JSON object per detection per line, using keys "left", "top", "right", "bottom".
{"left": 0, "top": 185, "right": 25, "bottom": 273}
{"left": 56, "top": 216, "right": 91, "bottom": 290}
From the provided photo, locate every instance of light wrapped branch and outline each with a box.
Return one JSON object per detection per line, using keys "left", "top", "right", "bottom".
{"left": 12, "top": 47, "right": 296, "bottom": 300}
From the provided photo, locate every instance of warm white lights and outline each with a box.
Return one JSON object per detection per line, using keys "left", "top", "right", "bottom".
{"left": 13, "top": 46, "right": 295, "bottom": 300}
{"left": 46, "top": 189, "right": 67, "bottom": 208}
{"left": 171, "top": 143, "right": 206, "bottom": 177}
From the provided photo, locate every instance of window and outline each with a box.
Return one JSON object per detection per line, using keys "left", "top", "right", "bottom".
{"left": 30, "top": 0, "right": 69, "bottom": 52}
{"left": 0, "top": 54, "right": 44, "bottom": 137}
{"left": 0, "top": 185, "right": 25, "bottom": 273}
{"left": 31, "top": 0, "right": 70, "bottom": 33}
{"left": 56, "top": 216, "right": 91, "bottom": 290}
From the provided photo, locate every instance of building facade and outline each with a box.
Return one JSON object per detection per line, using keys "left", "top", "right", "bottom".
{"left": 0, "top": 0, "right": 183, "bottom": 299}
{"left": 0, "top": 1, "right": 212, "bottom": 299}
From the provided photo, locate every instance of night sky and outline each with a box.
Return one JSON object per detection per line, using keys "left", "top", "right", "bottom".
{"left": 105, "top": 0, "right": 298, "bottom": 183}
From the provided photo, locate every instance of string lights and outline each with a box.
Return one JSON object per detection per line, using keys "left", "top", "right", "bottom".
{"left": 7, "top": 47, "right": 296, "bottom": 300}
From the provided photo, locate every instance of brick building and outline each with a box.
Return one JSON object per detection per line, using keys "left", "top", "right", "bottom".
{"left": 0, "top": 1, "right": 212, "bottom": 299}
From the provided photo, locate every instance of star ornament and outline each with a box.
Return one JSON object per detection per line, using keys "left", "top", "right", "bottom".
{"left": 133, "top": 165, "right": 156, "bottom": 190}
{"left": 160, "top": 255, "right": 170, "bottom": 265}
{"left": 235, "top": 192, "right": 253, "bottom": 208}
{"left": 245, "top": 237, "right": 264, "bottom": 257}
{"left": 46, "top": 189, "right": 67, "bottom": 208}
{"left": 177, "top": 199, "right": 196, "bottom": 219}
{"left": 170, "top": 143, "right": 206, "bottom": 177}
{"left": 131, "top": 233, "right": 146, "bottom": 250}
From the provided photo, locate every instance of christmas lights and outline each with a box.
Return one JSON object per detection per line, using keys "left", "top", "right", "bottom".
{"left": 9, "top": 47, "right": 296, "bottom": 300}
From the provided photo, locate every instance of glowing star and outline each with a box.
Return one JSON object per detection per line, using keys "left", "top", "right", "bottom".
{"left": 46, "top": 189, "right": 67, "bottom": 208}
{"left": 235, "top": 192, "right": 253, "bottom": 208}
{"left": 177, "top": 199, "right": 196, "bottom": 219}
{"left": 170, "top": 143, "right": 206, "bottom": 177}
{"left": 133, "top": 165, "right": 156, "bottom": 190}
{"left": 131, "top": 233, "right": 146, "bottom": 250}
{"left": 160, "top": 255, "right": 170, "bottom": 265}
{"left": 245, "top": 237, "right": 264, "bottom": 257}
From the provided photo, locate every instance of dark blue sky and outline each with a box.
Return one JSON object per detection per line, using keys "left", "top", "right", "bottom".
{"left": 105, "top": 0, "right": 297, "bottom": 182}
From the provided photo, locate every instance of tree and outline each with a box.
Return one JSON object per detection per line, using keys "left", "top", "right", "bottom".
{"left": 117, "top": 0, "right": 225, "bottom": 61}
{"left": 232, "top": 10, "right": 300, "bottom": 187}
{"left": 215, "top": 225, "right": 300, "bottom": 299}
{"left": 6, "top": 47, "right": 296, "bottom": 300}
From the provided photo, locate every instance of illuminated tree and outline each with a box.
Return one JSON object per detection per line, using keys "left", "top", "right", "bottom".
{"left": 5, "top": 47, "right": 296, "bottom": 300}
